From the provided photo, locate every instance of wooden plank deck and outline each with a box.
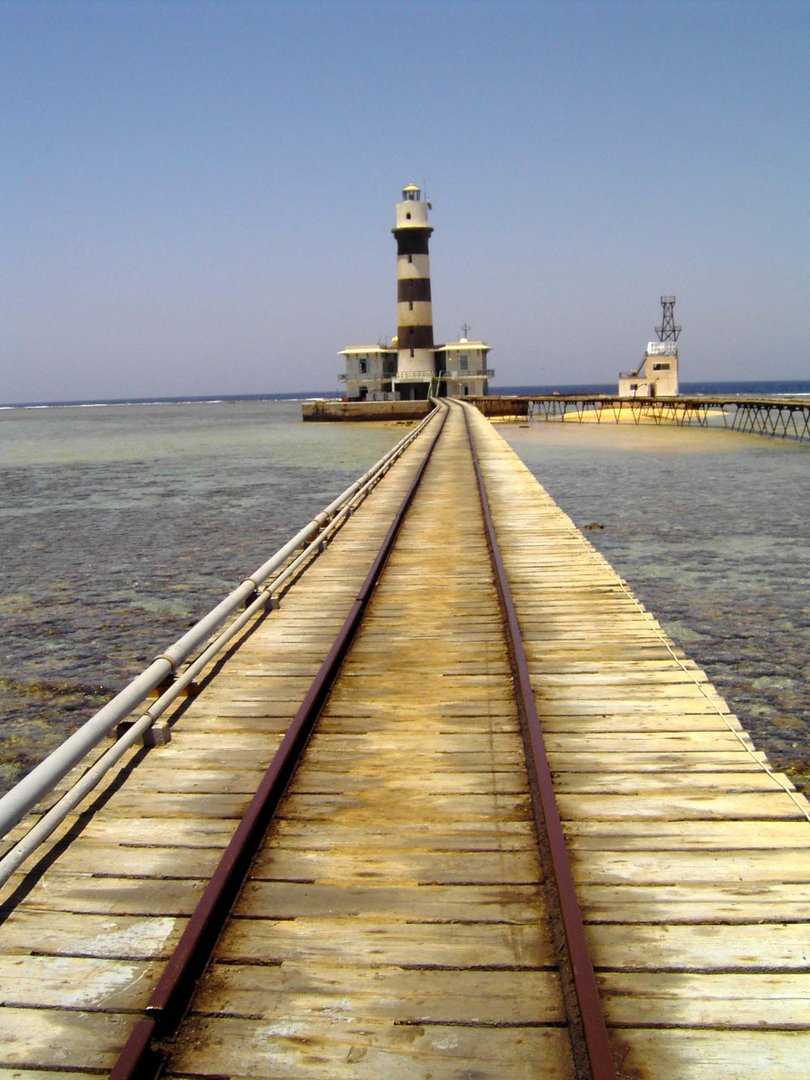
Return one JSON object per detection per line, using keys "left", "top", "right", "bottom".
{"left": 0, "top": 401, "right": 808, "bottom": 1078}
{"left": 163, "top": 401, "right": 568, "bottom": 1079}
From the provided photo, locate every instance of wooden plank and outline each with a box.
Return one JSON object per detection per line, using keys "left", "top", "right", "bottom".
{"left": 119, "top": 765, "right": 269, "bottom": 793}
{"left": 292, "top": 731, "right": 525, "bottom": 752}
{"left": 78, "top": 791, "right": 251, "bottom": 819}
{"left": 277, "top": 791, "right": 534, "bottom": 823}
{"left": 191, "top": 963, "right": 563, "bottom": 1024}
{"left": 601, "top": 971, "right": 810, "bottom": 1027}
{"left": 0, "top": 1008, "right": 130, "bottom": 1070}
{"left": 26, "top": 842, "right": 222, "bottom": 879}
{"left": 556, "top": 792, "right": 807, "bottom": 820}
{"left": 241, "top": 881, "right": 546, "bottom": 921}
{"left": 533, "top": 670, "right": 712, "bottom": 686}
{"left": 570, "top": 848, "right": 810, "bottom": 885}
{"left": 542, "top": 715, "right": 747, "bottom": 732}
{"left": 551, "top": 753, "right": 765, "bottom": 771}
{"left": 617, "top": 1029, "right": 810, "bottom": 1079}
{"left": 0, "top": 910, "right": 184, "bottom": 958}
{"left": 579, "top": 881, "right": 810, "bottom": 923}
{"left": 168, "top": 1017, "right": 574, "bottom": 1080}
{"left": 589, "top": 922, "right": 810, "bottom": 970}
{"left": 0, "top": 955, "right": 159, "bottom": 1009}
{"left": 250, "top": 839, "right": 542, "bottom": 885}
{"left": 0, "top": 873, "right": 205, "bottom": 916}
{"left": 78, "top": 817, "right": 238, "bottom": 847}
{"left": 566, "top": 819, "right": 810, "bottom": 850}
{"left": 222, "top": 915, "right": 551, "bottom": 973}
{"left": 286, "top": 768, "right": 529, "bottom": 796}
{"left": 0, "top": 1072, "right": 98, "bottom": 1079}
{"left": 268, "top": 818, "right": 536, "bottom": 850}
{"left": 553, "top": 771, "right": 792, "bottom": 794}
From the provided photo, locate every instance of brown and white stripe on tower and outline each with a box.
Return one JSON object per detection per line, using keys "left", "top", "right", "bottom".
{"left": 392, "top": 183, "right": 435, "bottom": 382}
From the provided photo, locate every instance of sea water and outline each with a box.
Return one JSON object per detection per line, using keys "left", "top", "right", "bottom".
{"left": 0, "top": 399, "right": 401, "bottom": 791}
{"left": 1, "top": 392, "right": 808, "bottom": 795}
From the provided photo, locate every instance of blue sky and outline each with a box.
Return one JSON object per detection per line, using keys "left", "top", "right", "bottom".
{"left": 2, "top": 0, "right": 808, "bottom": 401}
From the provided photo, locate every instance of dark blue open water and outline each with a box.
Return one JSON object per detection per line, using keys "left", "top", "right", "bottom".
{"left": 1, "top": 383, "right": 808, "bottom": 795}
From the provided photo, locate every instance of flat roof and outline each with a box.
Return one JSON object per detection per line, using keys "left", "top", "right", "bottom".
{"left": 338, "top": 345, "right": 397, "bottom": 355}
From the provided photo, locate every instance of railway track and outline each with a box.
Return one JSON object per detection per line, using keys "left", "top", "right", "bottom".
{"left": 107, "top": 398, "right": 610, "bottom": 1078}
{"left": 2, "top": 399, "right": 808, "bottom": 1078}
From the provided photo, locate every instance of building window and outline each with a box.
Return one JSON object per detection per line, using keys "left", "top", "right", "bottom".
{"left": 459, "top": 354, "right": 469, "bottom": 371}
{"left": 359, "top": 357, "right": 368, "bottom": 374}
{"left": 408, "top": 254, "right": 412, "bottom": 263}
{"left": 652, "top": 362, "right": 671, "bottom": 371}
{"left": 409, "top": 301, "right": 413, "bottom": 311}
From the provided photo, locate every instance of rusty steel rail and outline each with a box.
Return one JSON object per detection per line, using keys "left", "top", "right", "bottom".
{"left": 460, "top": 400, "right": 616, "bottom": 1080}
{"left": 110, "top": 401, "right": 450, "bottom": 1080}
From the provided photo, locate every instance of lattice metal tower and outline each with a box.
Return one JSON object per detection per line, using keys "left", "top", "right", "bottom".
{"left": 656, "top": 295, "right": 682, "bottom": 342}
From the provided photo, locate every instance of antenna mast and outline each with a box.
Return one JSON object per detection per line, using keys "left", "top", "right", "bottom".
{"left": 656, "top": 295, "right": 682, "bottom": 342}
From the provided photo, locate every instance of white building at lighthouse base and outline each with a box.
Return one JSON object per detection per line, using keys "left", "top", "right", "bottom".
{"left": 339, "top": 338, "right": 493, "bottom": 401}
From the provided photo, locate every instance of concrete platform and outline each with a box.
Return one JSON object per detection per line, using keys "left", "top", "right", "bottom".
{"left": 301, "top": 400, "right": 434, "bottom": 422}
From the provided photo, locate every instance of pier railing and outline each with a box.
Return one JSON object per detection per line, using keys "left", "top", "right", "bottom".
{"left": 0, "top": 405, "right": 439, "bottom": 881}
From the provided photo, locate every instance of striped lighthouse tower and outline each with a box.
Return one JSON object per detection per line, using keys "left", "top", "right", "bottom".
{"left": 393, "top": 183, "right": 435, "bottom": 398}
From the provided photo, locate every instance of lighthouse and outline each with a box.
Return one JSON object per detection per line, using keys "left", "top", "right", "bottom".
{"left": 337, "top": 186, "right": 493, "bottom": 402}
{"left": 392, "top": 183, "right": 435, "bottom": 399}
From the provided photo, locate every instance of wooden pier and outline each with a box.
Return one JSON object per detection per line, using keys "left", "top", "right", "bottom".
{"left": 1, "top": 401, "right": 808, "bottom": 1078}
{"left": 469, "top": 393, "right": 810, "bottom": 443}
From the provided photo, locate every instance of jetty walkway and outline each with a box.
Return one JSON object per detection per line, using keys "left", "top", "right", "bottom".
{"left": 468, "top": 393, "right": 810, "bottom": 442}
{"left": 1, "top": 401, "right": 809, "bottom": 1078}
